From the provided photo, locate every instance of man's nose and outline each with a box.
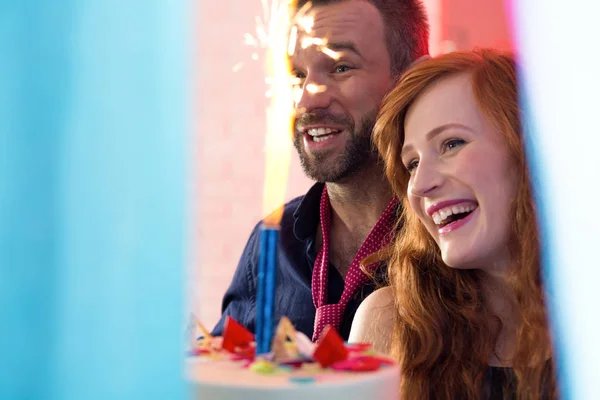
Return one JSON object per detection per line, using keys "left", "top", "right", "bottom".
{"left": 295, "top": 74, "right": 333, "bottom": 113}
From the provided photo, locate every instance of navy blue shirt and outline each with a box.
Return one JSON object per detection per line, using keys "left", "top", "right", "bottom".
{"left": 212, "top": 182, "right": 387, "bottom": 340}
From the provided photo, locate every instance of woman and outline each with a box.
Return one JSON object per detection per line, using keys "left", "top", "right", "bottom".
{"left": 349, "top": 50, "right": 557, "bottom": 399}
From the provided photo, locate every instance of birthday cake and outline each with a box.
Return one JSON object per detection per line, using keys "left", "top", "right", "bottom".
{"left": 186, "top": 317, "right": 400, "bottom": 400}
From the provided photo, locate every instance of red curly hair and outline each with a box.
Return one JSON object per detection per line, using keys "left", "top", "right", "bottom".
{"left": 372, "top": 49, "right": 557, "bottom": 399}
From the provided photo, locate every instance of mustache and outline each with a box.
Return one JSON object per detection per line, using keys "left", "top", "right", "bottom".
{"left": 294, "top": 111, "right": 353, "bottom": 131}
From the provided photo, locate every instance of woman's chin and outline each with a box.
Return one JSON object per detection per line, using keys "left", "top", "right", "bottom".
{"left": 441, "top": 252, "right": 476, "bottom": 270}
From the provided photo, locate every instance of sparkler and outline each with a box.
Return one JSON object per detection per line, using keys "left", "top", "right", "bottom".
{"left": 252, "top": 0, "right": 301, "bottom": 356}
{"left": 237, "top": 0, "right": 343, "bottom": 355}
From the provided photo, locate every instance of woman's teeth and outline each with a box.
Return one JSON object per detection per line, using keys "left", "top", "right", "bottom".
{"left": 432, "top": 204, "right": 477, "bottom": 226}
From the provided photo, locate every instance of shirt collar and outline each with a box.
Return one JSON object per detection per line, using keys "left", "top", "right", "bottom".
{"left": 292, "top": 182, "right": 324, "bottom": 241}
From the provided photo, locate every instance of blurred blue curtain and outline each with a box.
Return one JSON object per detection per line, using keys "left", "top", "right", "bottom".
{"left": 512, "top": 1, "right": 600, "bottom": 399}
{"left": 0, "top": 1, "right": 190, "bottom": 399}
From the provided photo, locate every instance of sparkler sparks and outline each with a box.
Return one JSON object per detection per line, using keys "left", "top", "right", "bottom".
{"left": 231, "top": 0, "right": 345, "bottom": 224}
{"left": 260, "top": 0, "right": 297, "bottom": 226}
{"left": 288, "top": 25, "right": 299, "bottom": 55}
{"left": 305, "top": 83, "right": 327, "bottom": 94}
{"left": 232, "top": 62, "right": 244, "bottom": 72}
{"left": 318, "top": 46, "right": 341, "bottom": 60}
{"left": 298, "top": 15, "right": 314, "bottom": 33}
{"left": 301, "top": 36, "right": 326, "bottom": 49}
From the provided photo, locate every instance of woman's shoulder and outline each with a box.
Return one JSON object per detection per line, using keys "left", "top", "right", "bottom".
{"left": 358, "top": 286, "right": 394, "bottom": 311}
{"left": 349, "top": 286, "right": 396, "bottom": 354}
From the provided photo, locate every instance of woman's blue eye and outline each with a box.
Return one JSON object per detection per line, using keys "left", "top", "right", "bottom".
{"left": 443, "top": 138, "right": 466, "bottom": 152}
{"left": 405, "top": 160, "right": 419, "bottom": 173}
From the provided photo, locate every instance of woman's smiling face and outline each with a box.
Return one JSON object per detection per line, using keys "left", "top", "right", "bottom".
{"left": 401, "top": 72, "right": 517, "bottom": 272}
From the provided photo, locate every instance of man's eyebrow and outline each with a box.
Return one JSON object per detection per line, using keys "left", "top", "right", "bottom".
{"left": 326, "top": 41, "right": 363, "bottom": 59}
{"left": 289, "top": 40, "right": 362, "bottom": 67}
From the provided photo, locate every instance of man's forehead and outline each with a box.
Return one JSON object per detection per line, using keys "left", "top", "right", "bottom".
{"left": 291, "top": 1, "right": 386, "bottom": 60}
{"left": 310, "top": 1, "right": 379, "bottom": 33}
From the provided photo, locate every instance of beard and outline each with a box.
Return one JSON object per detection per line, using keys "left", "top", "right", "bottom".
{"left": 293, "top": 110, "right": 379, "bottom": 183}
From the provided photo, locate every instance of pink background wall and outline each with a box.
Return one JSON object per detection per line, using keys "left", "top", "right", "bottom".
{"left": 441, "top": 0, "right": 512, "bottom": 52}
{"left": 191, "top": 0, "right": 513, "bottom": 328}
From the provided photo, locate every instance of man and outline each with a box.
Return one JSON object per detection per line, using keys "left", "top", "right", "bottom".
{"left": 213, "top": 0, "right": 429, "bottom": 341}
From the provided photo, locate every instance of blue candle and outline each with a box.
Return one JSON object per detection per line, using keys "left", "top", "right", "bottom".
{"left": 256, "top": 224, "right": 280, "bottom": 355}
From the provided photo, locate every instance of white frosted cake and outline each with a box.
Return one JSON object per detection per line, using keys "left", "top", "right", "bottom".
{"left": 187, "top": 354, "right": 399, "bottom": 400}
{"left": 186, "top": 318, "right": 400, "bottom": 400}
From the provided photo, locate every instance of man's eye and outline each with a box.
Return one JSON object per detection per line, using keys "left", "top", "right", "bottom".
{"left": 292, "top": 71, "right": 306, "bottom": 80}
{"left": 334, "top": 65, "right": 351, "bottom": 73}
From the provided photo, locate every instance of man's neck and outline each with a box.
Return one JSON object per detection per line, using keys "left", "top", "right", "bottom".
{"left": 320, "top": 164, "right": 393, "bottom": 278}
{"left": 325, "top": 164, "right": 393, "bottom": 231}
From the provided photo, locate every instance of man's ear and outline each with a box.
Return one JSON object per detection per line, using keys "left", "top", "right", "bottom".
{"left": 409, "top": 54, "right": 431, "bottom": 69}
